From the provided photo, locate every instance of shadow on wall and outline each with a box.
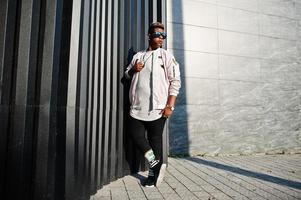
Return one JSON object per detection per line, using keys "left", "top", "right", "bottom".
{"left": 122, "top": 47, "right": 146, "bottom": 174}
{"left": 169, "top": 0, "right": 189, "bottom": 155}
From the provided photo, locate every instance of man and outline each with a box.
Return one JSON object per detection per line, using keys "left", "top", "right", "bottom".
{"left": 125, "top": 22, "right": 181, "bottom": 187}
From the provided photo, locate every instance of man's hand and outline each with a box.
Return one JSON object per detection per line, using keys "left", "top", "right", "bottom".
{"left": 128, "top": 59, "right": 144, "bottom": 77}
{"left": 161, "top": 96, "right": 177, "bottom": 118}
{"left": 133, "top": 59, "right": 144, "bottom": 72}
{"left": 160, "top": 107, "right": 173, "bottom": 118}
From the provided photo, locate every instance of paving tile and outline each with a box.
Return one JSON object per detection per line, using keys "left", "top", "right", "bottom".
{"left": 218, "top": 156, "right": 301, "bottom": 199}
{"left": 127, "top": 190, "right": 145, "bottom": 198}
{"left": 157, "top": 186, "right": 175, "bottom": 194}
{"left": 210, "top": 192, "right": 233, "bottom": 200}
{"left": 193, "top": 191, "right": 211, "bottom": 198}
{"left": 162, "top": 193, "right": 182, "bottom": 200}
{"left": 91, "top": 155, "right": 301, "bottom": 200}
{"left": 93, "top": 197, "right": 111, "bottom": 200}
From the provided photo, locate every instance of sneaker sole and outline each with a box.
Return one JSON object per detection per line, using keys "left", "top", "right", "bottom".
{"left": 145, "top": 184, "right": 155, "bottom": 188}
{"left": 155, "top": 164, "right": 166, "bottom": 187}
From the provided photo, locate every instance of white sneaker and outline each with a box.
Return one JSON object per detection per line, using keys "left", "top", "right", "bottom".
{"left": 155, "top": 164, "right": 166, "bottom": 187}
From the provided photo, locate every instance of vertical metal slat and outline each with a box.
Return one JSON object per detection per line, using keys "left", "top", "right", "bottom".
{"left": 66, "top": 0, "right": 82, "bottom": 198}
{"left": 109, "top": 0, "right": 118, "bottom": 180}
{"left": 96, "top": 0, "right": 106, "bottom": 188}
{"left": 102, "top": 0, "right": 112, "bottom": 184}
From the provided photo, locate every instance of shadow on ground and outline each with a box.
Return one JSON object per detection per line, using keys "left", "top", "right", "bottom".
{"left": 185, "top": 157, "right": 301, "bottom": 190}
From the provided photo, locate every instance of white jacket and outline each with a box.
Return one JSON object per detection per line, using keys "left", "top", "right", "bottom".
{"left": 125, "top": 48, "right": 181, "bottom": 110}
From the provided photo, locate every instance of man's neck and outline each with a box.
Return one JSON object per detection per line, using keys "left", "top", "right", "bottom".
{"left": 147, "top": 46, "right": 159, "bottom": 51}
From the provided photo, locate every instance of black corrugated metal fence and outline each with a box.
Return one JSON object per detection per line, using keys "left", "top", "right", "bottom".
{"left": 0, "top": 0, "right": 166, "bottom": 199}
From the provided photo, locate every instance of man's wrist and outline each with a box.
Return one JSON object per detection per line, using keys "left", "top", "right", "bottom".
{"left": 166, "top": 104, "right": 174, "bottom": 111}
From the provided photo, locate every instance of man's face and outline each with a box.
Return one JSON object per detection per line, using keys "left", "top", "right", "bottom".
{"left": 149, "top": 27, "right": 165, "bottom": 48}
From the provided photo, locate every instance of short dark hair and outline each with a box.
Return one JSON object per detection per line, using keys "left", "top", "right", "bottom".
{"left": 148, "top": 22, "right": 164, "bottom": 34}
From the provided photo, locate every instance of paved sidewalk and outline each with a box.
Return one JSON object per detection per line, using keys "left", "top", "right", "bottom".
{"left": 90, "top": 154, "right": 301, "bottom": 200}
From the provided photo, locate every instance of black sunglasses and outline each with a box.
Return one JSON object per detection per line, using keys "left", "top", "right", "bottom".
{"left": 151, "top": 31, "right": 167, "bottom": 39}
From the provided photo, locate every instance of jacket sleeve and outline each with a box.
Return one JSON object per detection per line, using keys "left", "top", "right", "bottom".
{"left": 166, "top": 53, "right": 181, "bottom": 96}
{"left": 124, "top": 54, "right": 138, "bottom": 79}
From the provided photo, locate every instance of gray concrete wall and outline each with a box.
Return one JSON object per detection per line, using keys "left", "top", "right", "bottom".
{"left": 167, "top": 0, "right": 301, "bottom": 156}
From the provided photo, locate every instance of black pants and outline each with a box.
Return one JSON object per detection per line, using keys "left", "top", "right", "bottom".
{"left": 128, "top": 116, "right": 166, "bottom": 162}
